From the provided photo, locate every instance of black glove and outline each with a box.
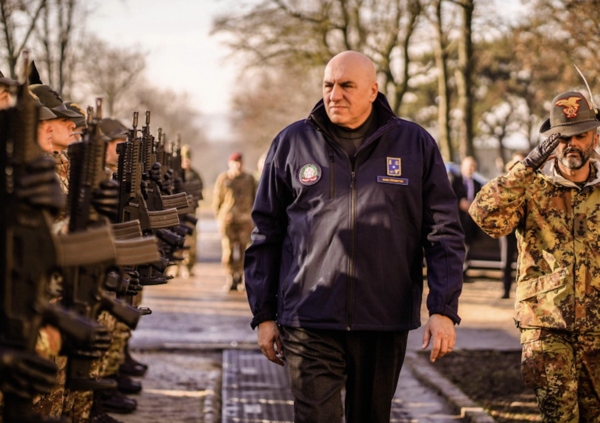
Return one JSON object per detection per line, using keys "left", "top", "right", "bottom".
{"left": 161, "top": 169, "right": 174, "bottom": 194}
{"left": 173, "top": 177, "right": 184, "bottom": 194}
{"left": 0, "top": 348, "right": 57, "bottom": 398}
{"left": 91, "top": 179, "right": 119, "bottom": 222}
{"left": 16, "top": 157, "right": 65, "bottom": 215}
{"left": 149, "top": 162, "right": 162, "bottom": 184}
{"left": 521, "top": 133, "right": 562, "bottom": 171}
{"left": 125, "top": 270, "right": 142, "bottom": 295}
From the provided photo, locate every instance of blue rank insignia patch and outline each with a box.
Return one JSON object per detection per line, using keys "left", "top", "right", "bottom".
{"left": 387, "top": 157, "right": 401, "bottom": 176}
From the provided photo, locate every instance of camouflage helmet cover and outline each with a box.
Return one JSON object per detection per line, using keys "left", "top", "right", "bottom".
{"left": 540, "top": 91, "right": 600, "bottom": 137}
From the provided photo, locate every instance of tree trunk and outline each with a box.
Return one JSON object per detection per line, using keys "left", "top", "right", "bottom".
{"left": 433, "top": 0, "right": 452, "bottom": 161}
{"left": 456, "top": 0, "right": 475, "bottom": 160}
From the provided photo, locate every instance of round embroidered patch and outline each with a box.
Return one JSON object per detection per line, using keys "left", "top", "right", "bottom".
{"left": 299, "top": 163, "right": 321, "bottom": 186}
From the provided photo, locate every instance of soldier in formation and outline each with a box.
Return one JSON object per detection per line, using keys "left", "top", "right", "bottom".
{"left": 0, "top": 56, "right": 202, "bottom": 423}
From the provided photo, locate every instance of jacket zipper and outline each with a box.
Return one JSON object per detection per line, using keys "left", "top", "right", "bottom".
{"left": 347, "top": 169, "right": 357, "bottom": 330}
{"left": 329, "top": 151, "right": 335, "bottom": 199}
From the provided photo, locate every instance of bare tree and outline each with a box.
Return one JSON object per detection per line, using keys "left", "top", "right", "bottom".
{"left": 230, "top": 66, "right": 322, "bottom": 147}
{"left": 213, "top": 0, "right": 424, "bottom": 115}
{"left": 0, "top": 0, "right": 46, "bottom": 78}
{"left": 77, "top": 36, "right": 146, "bottom": 117}
{"left": 425, "top": 0, "right": 454, "bottom": 161}
{"left": 452, "top": 0, "right": 475, "bottom": 160}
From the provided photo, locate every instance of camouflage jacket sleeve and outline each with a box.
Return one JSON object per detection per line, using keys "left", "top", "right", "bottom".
{"left": 469, "top": 162, "right": 534, "bottom": 239}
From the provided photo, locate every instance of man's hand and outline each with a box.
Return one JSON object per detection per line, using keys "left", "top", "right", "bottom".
{"left": 257, "top": 321, "right": 284, "bottom": 366}
{"left": 521, "top": 133, "right": 562, "bottom": 171}
{"left": 459, "top": 198, "right": 471, "bottom": 212}
{"left": 422, "top": 314, "right": 455, "bottom": 363}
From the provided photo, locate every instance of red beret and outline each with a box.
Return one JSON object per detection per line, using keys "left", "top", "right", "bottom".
{"left": 229, "top": 152, "right": 243, "bottom": 162}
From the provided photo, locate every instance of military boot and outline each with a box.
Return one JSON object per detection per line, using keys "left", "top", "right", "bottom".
{"left": 90, "top": 401, "right": 123, "bottom": 423}
{"left": 119, "top": 348, "right": 148, "bottom": 377}
{"left": 115, "top": 374, "right": 142, "bottom": 394}
{"left": 96, "top": 389, "right": 137, "bottom": 414}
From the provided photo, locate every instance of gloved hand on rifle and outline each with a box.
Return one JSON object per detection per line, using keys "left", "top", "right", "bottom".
{"left": 62, "top": 323, "right": 112, "bottom": 354}
{"left": 16, "top": 157, "right": 65, "bottom": 216}
{"left": 161, "top": 169, "right": 174, "bottom": 195}
{"left": 92, "top": 179, "right": 119, "bottom": 222}
{"left": 174, "top": 176, "right": 184, "bottom": 194}
{"left": 521, "top": 133, "right": 562, "bottom": 171}
{"left": 149, "top": 162, "right": 163, "bottom": 185}
{"left": 0, "top": 347, "right": 58, "bottom": 398}
{"left": 125, "top": 269, "right": 143, "bottom": 295}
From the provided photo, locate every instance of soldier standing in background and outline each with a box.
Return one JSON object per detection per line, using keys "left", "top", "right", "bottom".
{"left": 213, "top": 152, "right": 256, "bottom": 291}
{"left": 470, "top": 91, "right": 600, "bottom": 421}
{"left": 179, "top": 145, "right": 203, "bottom": 278}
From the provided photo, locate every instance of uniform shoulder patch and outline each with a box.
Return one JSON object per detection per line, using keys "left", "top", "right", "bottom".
{"left": 299, "top": 163, "right": 321, "bottom": 186}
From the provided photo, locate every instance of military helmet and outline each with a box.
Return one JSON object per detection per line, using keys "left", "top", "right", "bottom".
{"left": 99, "top": 118, "right": 128, "bottom": 141}
{"left": 30, "top": 84, "right": 83, "bottom": 120}
{"left": 181, "top": 144, "right": 191, "bottom": 159}
{"left": 29, "top": 91, "right": 57, "bottom": 121}
{"left": 0, "top": 70, "right": 18, "bottom": 87}
{"left": 65, "top": 102, "right": 86, "bottom": 128}
{"left": 540, "top": 91, "right": 600, "bottom": 137}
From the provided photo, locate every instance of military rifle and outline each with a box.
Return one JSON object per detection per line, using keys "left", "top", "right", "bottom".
{"left": 64, "top": 100, "right": 159, "bottom": 391}
{"left": 0, "top": 55, "right": 104, "bottom": 423}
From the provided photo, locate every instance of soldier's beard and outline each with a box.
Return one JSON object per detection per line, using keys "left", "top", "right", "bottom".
{"left": 557, "top": 144, "right": 594, "bottom": 170}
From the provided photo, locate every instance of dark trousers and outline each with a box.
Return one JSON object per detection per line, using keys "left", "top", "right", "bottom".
{"left": 280, "top": 326, "right": 409, "bottom": 423}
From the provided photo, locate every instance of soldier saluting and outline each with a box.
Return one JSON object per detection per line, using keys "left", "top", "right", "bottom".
{"left": 470, "top": 90, "right": 600, "bottom": 421}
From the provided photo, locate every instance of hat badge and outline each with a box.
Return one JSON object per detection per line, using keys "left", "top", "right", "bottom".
{"left": 555, "top": 97, "right": 582, "bottom": 118}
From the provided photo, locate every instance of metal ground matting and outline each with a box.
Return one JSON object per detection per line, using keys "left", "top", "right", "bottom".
{"left": 222, "top": 349, "right": 294, "bottom": 423}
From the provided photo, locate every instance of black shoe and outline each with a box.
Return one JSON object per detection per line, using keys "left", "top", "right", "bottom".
{"left": 119, "top": 351, "right": 148, "bottom": 377}
{"left": 91, "top": 412, "right": 123, "bottom": 423}
{"left": 230, "top": 273, "right": 242, "bottom": 291}
{"left": 97, "top": 390, "right": 137, "bottom": 414}
{"left": 501, "top": 292, "right": 510, "bottom": 299}
{"left": 116, "top": 374, "right": 142, "bottom": 394}
{"left": 90, "top": 401, "right": 123, "bottom": 423}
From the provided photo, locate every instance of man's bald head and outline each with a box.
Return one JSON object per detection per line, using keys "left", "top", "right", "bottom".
{"left": 323, "top": 51, "right": 378, "bottom": 129}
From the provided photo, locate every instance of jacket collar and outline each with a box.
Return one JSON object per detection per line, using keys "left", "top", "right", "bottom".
{"left": 306, "top": 92, "right": 400, "bottom": 150}
{"left": 539, "top": 158, "right": 600, "bottom": 189}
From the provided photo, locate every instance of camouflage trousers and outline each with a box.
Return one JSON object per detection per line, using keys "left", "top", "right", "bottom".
{"left": 521, "top": 329, "right": 600, "bottom": 422}
{"left": 219, "top": 220, "right": 253, "bottom": 275}
{"left": 62, "top": 311, "right": 114, "bottom": 423}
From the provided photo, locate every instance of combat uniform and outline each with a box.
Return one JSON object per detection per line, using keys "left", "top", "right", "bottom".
{"left": 213, "top": 169, "right": 256, "bottom": 281}
{"left": 470, "top": 159, "right": 600, "bottom": 421}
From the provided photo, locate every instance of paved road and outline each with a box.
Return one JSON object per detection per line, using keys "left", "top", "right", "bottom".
{"left": 115, "top": 208, "right": 520, "bottom": 422}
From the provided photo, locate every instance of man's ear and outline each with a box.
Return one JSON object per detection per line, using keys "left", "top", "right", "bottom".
{"left": 594, "top": 131, "right": 599, "bottom": 150}
{"left": 370, "top": 82, "right": 378, "bottom": 102}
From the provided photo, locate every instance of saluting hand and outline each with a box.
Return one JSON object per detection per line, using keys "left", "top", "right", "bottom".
{"left": 521, "top": 133, "right": 562, "bottom": 171}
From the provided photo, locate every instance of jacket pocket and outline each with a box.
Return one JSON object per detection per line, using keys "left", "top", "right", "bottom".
{"left": 516, "top": 268, "right": 568, "bottom": 329}
{"left": 517, "top": 268, "right": 568, "bottom": 301}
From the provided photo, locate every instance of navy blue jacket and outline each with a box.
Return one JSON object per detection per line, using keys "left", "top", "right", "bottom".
{"left": 245, "top": 93, "right": 465, "bottom": 331}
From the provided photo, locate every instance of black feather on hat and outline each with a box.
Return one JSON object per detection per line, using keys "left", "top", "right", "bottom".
{"left": 28, "top": 60, "right": 42, "bottom": 85}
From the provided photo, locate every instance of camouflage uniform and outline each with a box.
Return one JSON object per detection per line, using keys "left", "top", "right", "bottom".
{"left": 470, "top": 159, "right": 600, "bottom": 421}
{"left": 30, "top": 152, "right": 72, "bottom": 418}
{"left": 212, "top": 170, "right": 256, "bottom": 277}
